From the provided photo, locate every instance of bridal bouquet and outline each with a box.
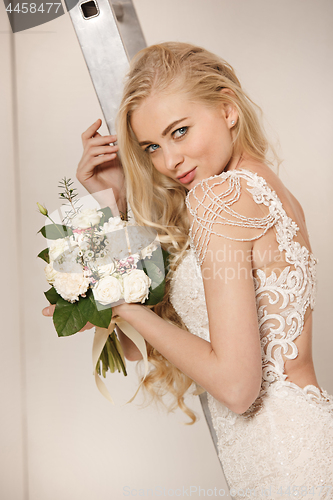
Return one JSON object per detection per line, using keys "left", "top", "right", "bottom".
{"left": 38, "top": 178, "right": 168, "bottom": 401}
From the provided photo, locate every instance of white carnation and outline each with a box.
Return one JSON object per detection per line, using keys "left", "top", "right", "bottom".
{"left": 71, "top": 208, "right": 102, "bottom": 229}
{"left": 93, "top": 276, "right": 123, "bottom": 305}
{"left": 123, "top": 269, "right": 151, "bottom": 303}
{"left": 54, "top": 272, "right": 90, "bottom": 302}
{"left": 44, "top": 262, "right": 59, "bottom": 284}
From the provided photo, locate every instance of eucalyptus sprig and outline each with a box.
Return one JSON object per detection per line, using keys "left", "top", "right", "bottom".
{"left": 58, "top": 177, "right": 82, "bottom": 223}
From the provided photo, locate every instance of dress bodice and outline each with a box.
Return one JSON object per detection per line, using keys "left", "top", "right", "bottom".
{"left": 170, "top": 168, "right": 331, "bottom": 409}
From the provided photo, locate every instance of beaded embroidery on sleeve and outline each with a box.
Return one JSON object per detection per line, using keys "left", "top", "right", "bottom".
{"left": 185, "top": 169, "right": 279, "bottom": 266}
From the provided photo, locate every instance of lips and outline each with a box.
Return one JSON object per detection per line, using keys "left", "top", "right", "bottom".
{"left": 177, "top": 167, "right": 197, "bottom": 184}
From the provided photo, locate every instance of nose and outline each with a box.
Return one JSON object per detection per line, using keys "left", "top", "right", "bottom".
{"left": 163, "top": 144, "right": 184, "bottom": 171}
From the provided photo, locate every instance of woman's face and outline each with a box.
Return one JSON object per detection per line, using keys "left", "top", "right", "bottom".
{"left": 130, "top": 91, "right": 239, "bottom": 190}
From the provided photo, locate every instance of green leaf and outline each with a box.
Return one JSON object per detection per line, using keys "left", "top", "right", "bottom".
{"left": 161, "top": 248, "right": 171, "bottom": 273}
{"left": 85, "top": 289, "right": 112, "bottom": 329}
{"left": 144, "top": 279, "right": 166, "bottom": 305}
{"left": 99, "top": 207, "right": 113, "bottom": 224}
{"left": 38, "top": 248, "right": 50, "bottom": 263}
{"left": 44, "top": 287, "right": 61, "bottom": 305}
{"left": 39, "top": 224, "right": 73, "bottom": 240}
{"left": 140, "top": 248, "right": 168, "bottom": 305}
{"left": 143, "top": 259, "right": 164, "bottom": 288}
{"left": 53, "top": 296, "right": 88, "bottom": 337}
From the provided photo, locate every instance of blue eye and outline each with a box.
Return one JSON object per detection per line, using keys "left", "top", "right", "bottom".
{"left": 173, "top": 126, "right": 188, "bottom": 139}
{"left": 145, "top": 143, "right": 160, "bottom": 154}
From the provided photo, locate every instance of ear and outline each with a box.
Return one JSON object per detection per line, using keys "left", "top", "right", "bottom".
{"left": 219, "top": 88, "right": 239, "bottom": 129}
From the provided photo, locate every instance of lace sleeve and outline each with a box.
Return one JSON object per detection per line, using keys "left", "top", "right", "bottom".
{"left": 185, "top": 171, "right": 278, "bottom": 266}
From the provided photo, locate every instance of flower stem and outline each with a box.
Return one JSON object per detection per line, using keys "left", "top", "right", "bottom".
{"left": 46, "top": 214, "right": 68, "bottom": 238}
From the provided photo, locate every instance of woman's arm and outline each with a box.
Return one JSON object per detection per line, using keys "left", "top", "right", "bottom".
{"left": 113, "top": 181, "right": 266, "bottom": 414}
{"left": 113, "top": 233, "right": 262, "bottom": 417}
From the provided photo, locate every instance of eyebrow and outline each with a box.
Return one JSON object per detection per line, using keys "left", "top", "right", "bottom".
{"left": 138, "top": 118, "right": 188, "bottom": 146}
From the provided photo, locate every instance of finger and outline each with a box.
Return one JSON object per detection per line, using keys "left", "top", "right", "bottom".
{"left": 42, "top": 304, "right": 55, "bottom": 316}
{"left": 82, "top": 120, "right": 118, "bottom": 145}
{"left": 88, "top": 135, "right": 118, "bottom": 147}
{"left": 77, "top": 145, "right": 119, "bottom": 175}
{"left": 87, "top": 144, "right": 119, "bottom": 157}
{"left": 79, "top": 322, "right": 95, "bottom": 332}
{"left": 81, "top": 119, "right": 103, "bottom": 143}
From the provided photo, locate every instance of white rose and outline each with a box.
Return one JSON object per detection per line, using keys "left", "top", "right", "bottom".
{"left": 141, "top": 241, "right": 159, "bottom": 260}
{"left": 123, "top": 269, "right": 151, "bottom": 303}
{"left": 71, "top": 208, "right": 102, "bottom": 229}
{"left": 49, "top": 238, "right": 76, "bottom": 262}
{"left": 44, "top": 262, "right": 59, "bottom": 284}
{"left": 97, "top": 261, "right": 116, "bottom": 278}
{"left": 93, "top": 276, "right": 123, "bottom": 305}
{"left": 54, "top": 272, "right": 90, "bottom": 302}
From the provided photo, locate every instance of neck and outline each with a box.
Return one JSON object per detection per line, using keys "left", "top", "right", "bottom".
{"left": 224, "top": 152, "right": 244, "bottom": 172}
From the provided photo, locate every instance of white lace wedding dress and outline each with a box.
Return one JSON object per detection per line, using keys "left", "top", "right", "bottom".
{"left": 170, "top": 168, "right": 333, "bottom": 500}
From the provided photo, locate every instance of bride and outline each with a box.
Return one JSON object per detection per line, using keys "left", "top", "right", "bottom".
{"left": 44, "top": 42, "right": 333, "bottom": 498}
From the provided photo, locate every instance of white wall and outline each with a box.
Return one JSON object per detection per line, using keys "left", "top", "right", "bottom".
{"left": 1, "top": 1, "right": 332, "bottom": 499}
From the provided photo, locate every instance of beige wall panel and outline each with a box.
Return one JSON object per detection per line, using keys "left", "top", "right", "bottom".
{"left": 0, "top": 3, "right": 26, "bottom": 500}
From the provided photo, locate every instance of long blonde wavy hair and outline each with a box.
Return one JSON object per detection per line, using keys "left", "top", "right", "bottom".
{"left": 117, "top": 42, "right": 279, "bottom": 424}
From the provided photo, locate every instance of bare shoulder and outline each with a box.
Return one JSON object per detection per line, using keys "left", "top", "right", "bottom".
{"left": 234, "top": 160, "right": 309, "bottom": 241}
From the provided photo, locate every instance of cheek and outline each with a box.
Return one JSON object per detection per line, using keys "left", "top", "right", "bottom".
{"left": 150, "top": 155, "right": 162, "bottom": 172}
{"left": 191, "top": 141, "right": 223, "bottom": 168}
{"left": 188, "top": 138, "right": 211, "bottom": 160}
{"left": 150, "top": 154, "right": 169, "bottom": 176}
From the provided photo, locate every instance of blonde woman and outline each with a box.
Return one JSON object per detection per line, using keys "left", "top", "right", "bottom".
{"left": 44, "top": 43, "right": 333, "bottom": 498}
